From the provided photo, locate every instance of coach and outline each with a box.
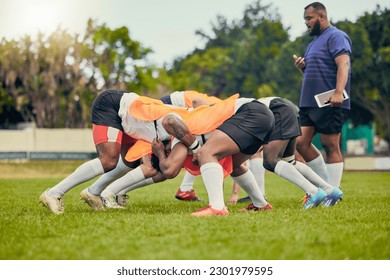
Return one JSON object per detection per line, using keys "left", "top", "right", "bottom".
{"left": 293, "top": 2, "right": 352, "bottom": 192}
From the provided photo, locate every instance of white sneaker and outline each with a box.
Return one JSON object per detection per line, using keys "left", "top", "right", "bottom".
{"left": 80, "top": 188, "right": 104, "bottom": 211}
{"left": 116, "top": 194, "right": 129, "bottom": 206}
{"left": 102, "top": 194, "right": 125, "bottom": 209}
{"left": 39, "top": 189, "right": 64, "bottom": 215}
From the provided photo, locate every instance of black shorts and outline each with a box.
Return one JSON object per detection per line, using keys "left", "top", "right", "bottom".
{"left": 299, "top": 107, "right": 349, "bottom": 134}
{"left": 91, "top": 90, "right": 126, "bottom": 130}
{"left": 218, "top": 101, "right": 274, "bottom": 155}
{"left": 268, "top": 98, "right": 301, "bottom": 141}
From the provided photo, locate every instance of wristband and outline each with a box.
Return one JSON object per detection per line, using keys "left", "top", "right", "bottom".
{"left": 191, "top": 146, "right": 201, "bottom": 153}
{"left": 189, "top": 139, "right": 200, "bottom": 152}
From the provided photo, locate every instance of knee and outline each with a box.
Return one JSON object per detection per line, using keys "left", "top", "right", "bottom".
{"left": 262, "top": 158, "right": 277, "bottom": 172}
{"left": 195, "top": 148, "right": 207, "bottom": 163}
{"left": 231, "top": 164, "right": 248, "bottom": 177}
{"left": 296, "top": 138, "right": 309, "bottom": 151}
{"left": 321, "top": 141, "right": 340, "bottom": 156}
{"left": 196, "top": 146, "right": 204, "bottom": 156}
{"left": 100, "top": 155, "right": 120, "bottom": 172}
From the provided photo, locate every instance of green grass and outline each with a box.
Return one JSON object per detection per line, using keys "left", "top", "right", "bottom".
{"left": 0, "top": 161, "right": 389, "bottom": 260}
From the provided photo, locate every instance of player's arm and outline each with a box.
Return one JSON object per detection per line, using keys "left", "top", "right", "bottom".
{"left": 152, "top": 138, "right": 187, "bottom": 179}
{"left": 162, "top": 113, "right": 200, "bottom": 152}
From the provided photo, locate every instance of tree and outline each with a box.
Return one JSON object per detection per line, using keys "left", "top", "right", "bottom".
{"left": 169, "top": 0, "right": 289, "bottom": 97}
{"left": 82, "top": 19, "right": 157, "bottom": 93}
{"left": 0, "top": 20, "right": 161, "bottom": 128}
{"left": 0, "top": 29, "right": 91, "bottom": 128}
{"left": 351, "top": 6, "right": 390, "bottom": 141}
{"left": 169, "top": 47, "right": 233, "bottom": 96}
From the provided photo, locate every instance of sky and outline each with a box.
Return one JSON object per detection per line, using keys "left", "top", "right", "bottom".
{"left": 0, "top": 0, "right": 388, "bottom": 66}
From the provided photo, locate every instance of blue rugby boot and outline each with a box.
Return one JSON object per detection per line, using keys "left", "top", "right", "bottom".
{"left": 303, "top": 189, "right": 327, "bottom": 210}
{"left": 322, "top": 187, "right": 343, "bottom": 207}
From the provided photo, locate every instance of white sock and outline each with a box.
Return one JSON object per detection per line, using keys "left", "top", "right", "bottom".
{"left": 88, "top": 156, "right": 131, "bottom": 195}
{"left": 101, "top": 166, "right": 145, "bottom": 197}
{"left": 232, "top": 170, "right": 268, "bottom": 207}
{"left": 326, "top": 162, "right": 344, "bottom": 188}
{"left": 274, "top": 161, "right": 318, "bottom": 196}
{"left": 179, "top": 171, "right": 196, "bottom": 192}
{"left": 306, "top": 154, "right": 328, "bottom": 182}
{"left": 249, "top": 157, "right": 265, "bottom": 196}
{"left": 200, "top": 162, "right": 225, "bottom": 210}
{"left": 48, "top": 158, "right": 104, "bottom": 198}
{"left": 116, "top": 177, "right": 155, "bottom": 196}
{"left": 294, "top": 161, "right": 334, "bottom": 195}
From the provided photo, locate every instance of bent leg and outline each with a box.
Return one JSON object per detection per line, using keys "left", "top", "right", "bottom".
{"left": 266, "top": 139, "right": 318, "bottom": 196}
{"left": 116, "top": 173, "right": 165, "bottom": 196}
{"left": 287, "top": 138, "right": 334, "bottom": 194}
{"left": 48, "top": 158, "right": 105, "bottom": 198}
{"left": 197, "top": 130, "right": 240, "bottom": 211}
{"left": 102, "top": 151, "right": 159, "bottom": 198}
{"left": 85, "top": 131, "right": 141, "bottom": 194}
{"left": 48, "top": 126, "right": 123, "bottom": 198}
{"left": 262, "top": 139, "right": 289, "bottom": 172}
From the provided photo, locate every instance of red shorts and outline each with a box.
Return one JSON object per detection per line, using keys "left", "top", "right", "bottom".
{"left": 92, "top": 125, "right": 133, "bottom": 146}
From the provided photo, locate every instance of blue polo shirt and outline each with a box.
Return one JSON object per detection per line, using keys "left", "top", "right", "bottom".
{"left": 300, "top": 26, "right": 352, "bottom": 109}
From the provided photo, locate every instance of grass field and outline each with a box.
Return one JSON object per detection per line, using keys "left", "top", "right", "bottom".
{"left": 0, "top": 160, "right": 389, "bottom": 260}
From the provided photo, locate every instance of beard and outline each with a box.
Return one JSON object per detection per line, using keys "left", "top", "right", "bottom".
{"left": 309, "top": 20, "right": 321, "bottom": 36}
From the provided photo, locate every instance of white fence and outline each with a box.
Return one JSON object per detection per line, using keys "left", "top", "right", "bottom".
{"left": 0, "top": 128, "right": 96, "bottom": 160}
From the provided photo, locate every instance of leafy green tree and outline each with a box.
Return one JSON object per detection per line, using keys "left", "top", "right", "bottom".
{"left": 268, "top": 27, "right": 315, "bottom": 103}
{"left": 169, "top": 0, "right": 289, "bottom": 97}
{"left": 353, "top": 6, "right": 390, "bottom": 140}
{"left": 169, "top": 47, "right": 233, "bottom": 96}
{"left": 0, "top": 37, "right": 34, "bottom": 122}
{"left": 82, "top": 19, "right": 157, "bottom": 93}
{"left": 0, "top": 20, "right": 161, "bottom": 128}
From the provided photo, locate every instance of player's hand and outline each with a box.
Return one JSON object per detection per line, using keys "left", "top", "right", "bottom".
{"left": 293, "top": 54, "right": 306, "bottom": 72}
{"left": 152, "top": 138, "right": 165, "bottom": 157}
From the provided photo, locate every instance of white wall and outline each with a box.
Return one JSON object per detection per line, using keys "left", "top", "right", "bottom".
{"left": 0, "top": 128, "right": 95, "bottom": 152}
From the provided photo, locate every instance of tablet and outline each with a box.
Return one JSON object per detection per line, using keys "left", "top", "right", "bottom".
{"left": 314, "top": 89, "right": 349, "bottom": 107}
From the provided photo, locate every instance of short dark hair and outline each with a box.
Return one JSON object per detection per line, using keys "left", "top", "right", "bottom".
{"left": 305, "top": 2, "right": 326, "bottom": 11}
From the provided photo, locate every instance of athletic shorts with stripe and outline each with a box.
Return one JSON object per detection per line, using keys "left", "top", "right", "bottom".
{"left": 218, "top": 101, "right": 275, "bottom": 155}
{"left": 91, "top": 89, "right": 132, "bottom": 145}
